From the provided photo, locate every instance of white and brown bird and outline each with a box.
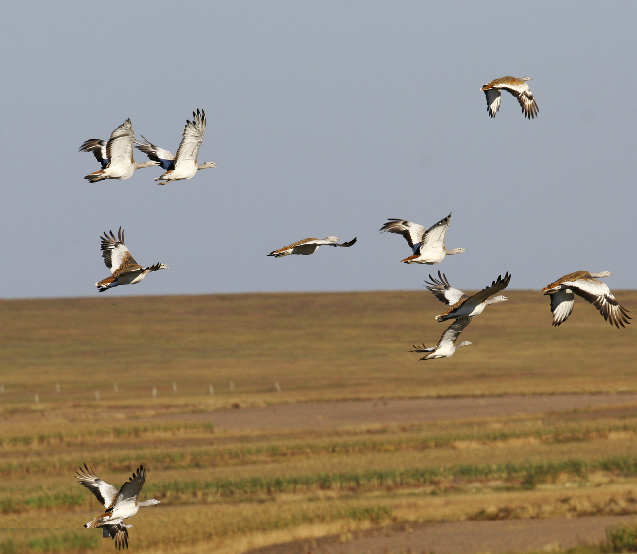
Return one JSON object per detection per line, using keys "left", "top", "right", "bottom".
{"left": 96, "top": 228, "right": 169, "bottom": 292}
{"left": 432, "top": 272, "right": 511, "bottom": 322}
{"left": 80, "top": 119, "right": 157, "bottom": 183}
{"left": 76, "top": 464, "right": 160, "bottom": 550}
{"left": 380, "top": 214, "right": 465, "bottom": 264}
{"left": 541, "top": 271, "right": 630, "bottom": 328}
{"left": 135, "top": 109, "right": 216, "bottom": 185}
{"left": 481, "top": 76, "right": 539, "bottom": 119}
{"left": 268, "top": 236, "right": 357, "bottom": 257}
{"left": 410, "top": 317, "right": 472, "bottom": 360}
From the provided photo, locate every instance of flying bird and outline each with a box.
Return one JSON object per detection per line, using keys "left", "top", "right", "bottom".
{"left": 76, "top": 464, "right": 160, "bottom": 550}
{"left": 541, "top": 271, "right": 630, "bottom": 328}
{"left": 425, "top": 271, "right": 508, "bottom": 313}
{"left": 433, "top": 272, "right": 511, "bottom": 322}
{"left": 80, "top": 119, "right": 157, "bottom": 183}
{"left": 481, "top": 76, "right": 539, "bottom": 119}
{"left": 135, "top": 109, "right": 216, "bottom": 185}
{"left": 96, "top": 228, "right": 169, "bottom": 292}
{"left": 379, "top": 214, "right": 465, "bottom": 264}
{"left": 410, "top": 317, "right": 472, "bottom": 360}
{"left": 268, "top": 237, "right": 357, "bottom": 257}
{"left": 78, "top": 139, "right": 108, "bottom": 169}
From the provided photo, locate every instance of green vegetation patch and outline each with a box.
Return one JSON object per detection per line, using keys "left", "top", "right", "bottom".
{"left": 606, "top": 522, "right": 637, "bottom": 552}
{"left": 147, "top": 456, "right": 637, "bottom": 501}
{"left": 0, "top": 530, "right": 98, "bottom": 554}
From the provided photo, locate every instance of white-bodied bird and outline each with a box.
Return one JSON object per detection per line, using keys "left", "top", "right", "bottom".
{"left": 541, "top": 271, "right": 630, "bottom": 327}
{"left": 433, "top": 272, "right": 511, "bottom": 322}
{"left": 380, "top": 214, "right": 465, "bottom": 264}
{"left": 80, "top": 119, "right": 157, "bottom": 183}
{"left": 135, "top": 109, "right": 216, "bottom": 185}
{"left": 410, "top": 317, "right": 472, "bottom": 360}
{"left": 76, "top": 464, "right": 160, "bottom": 550}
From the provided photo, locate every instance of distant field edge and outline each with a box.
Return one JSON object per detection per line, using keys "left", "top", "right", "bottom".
{"left": 2, "top": 288, "right": 636, "bottom": 302}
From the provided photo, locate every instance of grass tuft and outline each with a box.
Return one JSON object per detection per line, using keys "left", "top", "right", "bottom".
{"left": 606, "top": 523, "right": 637, "bottom": 552}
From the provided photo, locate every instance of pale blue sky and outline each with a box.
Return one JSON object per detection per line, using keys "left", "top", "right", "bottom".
{"left": 1, "top": 1, "right": 635, "bottom": 298}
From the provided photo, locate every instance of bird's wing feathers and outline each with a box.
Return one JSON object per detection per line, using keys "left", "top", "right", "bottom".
{"left": 549, "top": 289, "right": 575, "bottom": 326}
{"left": 103, "top": 522, "right": 130, "bottom": 549}
{"left": 79, "top": 139, "right": 108, "bottom": 168}
{"left": 330, "top": 237, "right": 357, "bottom": 247}
{"left": 421, "top": 214, "right": 451, "bottom": 254}
{"left": 500, "top": 82, "right": 539, "bottom": 119}
{"left": 409, "top": 343, "right": 435, "bottom": 353}
{"left": 437, "top": 317, "right": 471, "bottom": 347}
{"left": 379, "top": 219, "right": 427, "bottom": 252}
{"left": 100, "top": 228, "right": 141, "bottom": 273}
{"left": 105, "top": 119, "right": 135, "bottom": 168}
{"left": 76, "top": 464, "right": 119, "bottom": 508}
{"left": 464, "top": 272, "right": 512, "bottom": 308}
{"left": 425, "top": 271, "right": 467, "bottom": 305}
{"left": 113, "top": 465, "right": 146, "bottom": 506}
{"left": 484, "top": 88, "right": 501, "bottom": 118}
{"left": 174, "top": 109, "right": 206, "bottom": 167}
{"left": 568, "top": 279, "right": 631, "bottom": 328}
{"left": 135, "top": 136, "right": 175, "bottom": 169}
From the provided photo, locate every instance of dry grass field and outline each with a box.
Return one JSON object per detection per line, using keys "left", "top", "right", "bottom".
{"left": 1, "top": 290, "right": 636, "bottom": 553}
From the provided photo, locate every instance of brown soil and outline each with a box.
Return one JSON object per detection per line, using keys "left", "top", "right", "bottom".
{"left": 156, "top": 393, "right": 637, "bottom": 432}
{"left": 245, "top": 515, "right": 637, "bottom": 554}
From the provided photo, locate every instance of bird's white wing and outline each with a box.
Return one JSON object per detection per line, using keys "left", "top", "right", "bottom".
{"left": 100, "top": 228, "right": 141, "bottom": 273}
{"left": 135, "top": 136, "right": 175, "bottom": 170}
{"left": 568, "top": 279, "right": 631, "bottom": 328}
{"left": 379, "top": 219, "right": 427, "bottom": 253}
{"left": 76, "top": 464, "right": 119, "bottom": 508}
{"left": 484, "top": 88, "right": 501, "bottom": 118}
{"left": 549, "top": 289, "right": 575, "bottom": 326}
{"left": 425, "top": 271, "right": 467, "bottom": 305}
{"left": 437, "top": 317, "right": 471, "bottom": 348}
{"left": 113, "top": 465, "right": 146, "bottom": 507}
{"left": 106, "top": 119, "right": 135, "bottom": 169}
{"left": 173, "top": 109, "right": 206, "bottom": 167}
{"left": 501, "top": 83, "right": 538, "bottom": 119}
{"left": 420, "top": 214, "right": 451, "bottom": 255}
{"left": 79, "top": 139, "right": 108, "bottom": 168}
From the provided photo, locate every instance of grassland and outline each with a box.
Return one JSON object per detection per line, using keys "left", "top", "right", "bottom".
{"left": 1, "top": 290, "right": 636, "bottom": 553}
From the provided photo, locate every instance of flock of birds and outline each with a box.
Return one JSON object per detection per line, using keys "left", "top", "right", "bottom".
{"left": 77, "top": 77, "right": 630, "bottom": 549}
{"left": 79, "top": 109, "right": 216, "bottom": 186}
